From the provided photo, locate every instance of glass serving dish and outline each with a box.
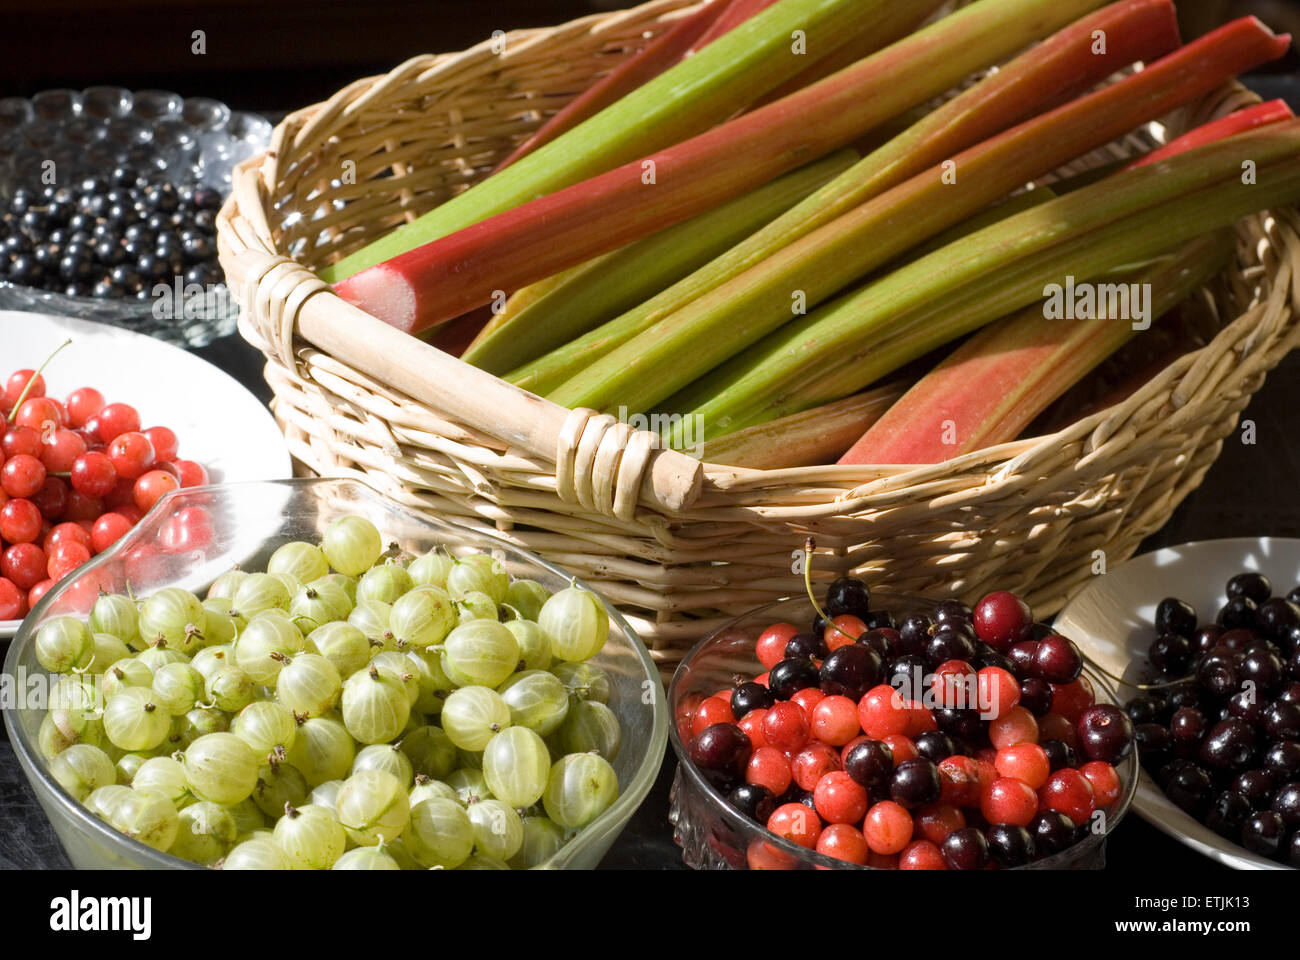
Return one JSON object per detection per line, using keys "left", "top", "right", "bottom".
{"left": 0, "top": 88, "right": 272, "bottom": 346}
{"left": 667, "top": 595, "right": 1139, "bottom": 870}
{"left": 3, "top": 477, "right": 668, "bottom": 870}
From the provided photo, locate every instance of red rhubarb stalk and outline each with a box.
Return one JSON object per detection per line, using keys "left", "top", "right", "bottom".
{"left": 334, "top": 0, "right": 1120, "bottom": 334}
{"left": 690, "top": 0, "right": 782, "bottom": 52}
{"left": 837, "top": 233, "right": 1233, "bottom": 465}
{"left": 494, "top": 1, "right": 731, "bottom": 172}
{"left": 1126, "top": 99, "right": 1294, "bottom": 169}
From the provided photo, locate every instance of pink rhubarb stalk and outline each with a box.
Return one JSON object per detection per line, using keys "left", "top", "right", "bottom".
{"left": 1126, "top": 98, "right": 1294, "bottom": 169}
{"left": 689, "top": 0, "right": 782, "bottom": 52}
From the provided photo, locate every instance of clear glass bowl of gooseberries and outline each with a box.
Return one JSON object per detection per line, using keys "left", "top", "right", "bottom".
{"left": 4, "top": 477, "right": 668, "bottom": 869}
{"left": 668, "top": 575, "right": 1138, "bottom": 870}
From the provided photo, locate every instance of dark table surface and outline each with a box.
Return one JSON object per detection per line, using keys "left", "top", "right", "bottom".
{"left": 3, "top": 5, "right": 1300, "bottom": 871}
{"left": 3, "top": 329, "right": 1298, "bottom": 870}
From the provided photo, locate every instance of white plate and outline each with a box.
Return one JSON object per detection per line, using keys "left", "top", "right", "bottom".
{"left": 1054, "top": 537, "right": 1300, "bottom": 870}
{"left": 0, "top": 311, "right": 292, "bottom": 637}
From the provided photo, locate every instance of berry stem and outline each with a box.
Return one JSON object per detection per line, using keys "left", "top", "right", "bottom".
{"left": 7, "top": 338, "right": 71, "bottom": 423}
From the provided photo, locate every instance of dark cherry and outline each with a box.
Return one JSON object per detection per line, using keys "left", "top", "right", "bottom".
{"left": 1197, "top": 652, "right": 1240, "bottom": 699}
{"left": 1007, "top": 640, "right": 1039, "bottom": 679}
{"left": 975, "top": 650, "right": 1016, "bottom": 675}
{"left": 1227, "top": 571, "right": 1272, "bottom": 605}
{"left": 1226, "top": 689, "right": 1267, "bottom": 725}
{"left": 925, "top": 627, "right": 976, "bottom": 668}
{"left": 972, "top": 592, "right": 1032, "bottom": 652}
{"left": 1277, "top": 682, "right": 1300, "bottom": 705}
{"left": 1257, "top": 597, "right": 1300, "bottom": 639}
{"left": 1270, "top": 782, "right": 1300, "bottom": 829}
{"left": 1019, "top": 678, "right": 1054, "bottom": 716}
{"left": 889, "top": 758, "right": 942, "bottom": 809}
{"left": 1135, "top": 723, "right": 1173, "bottom": 771}
{"left": 730, "top": 681, "right": 773, "bottom": 719}
{"left": 1076, "top": 704, "right": 1134, "bottom": 763}
{"left": 727, "top": 783, "right": 776, "bottom": 823}
{"left": 1205, "top": 790, "right": 1252, "bottom": 840}
{"left": 825, "top": 577, "right": 870, "bottom": 620}
{"left": 767, "top": 658, "right": 820, "bottom": 701}
{"left": 689, "top": 723, "right": 752, "bottom": 783}
{"left": 934, "top": 706, "right": 986, "bottom": 742}
{"left": 1264, "top": 741, "right": 1300, "bottom": 780}
{"left": 1041, "top": 738, "right": 1078, "bottom": 773}
{"left": 818, "top": 645, "right": 881, "bottom": 702}
{"left": 1240, "top": 810, "right": 1286, "bottom": 858}
{"left": 1034, "top": 635, "right": 1083, "bottom": 684}
{"left": 1290, "top": 586, "right": 1300, "bottom": 607}
{"left": 784, "top": 631, "right": 826, "bottom": 662}
{"left": 985, "top": 823, "right": 1035, "bottom": 867}
{"left": 887, "top": 654, "right": 927, "bottom": 697}
{"left": 1155, "top": 597, "right": 1198, "bottom": 639}
{"left": 1165, "top": 683, "right": 1204, "bottom": 714}
{"left": 1193, "top": 625, "right": 1224, "bottom": 654}
{"left": 1263, "top": 700, "right": 1300, "bottom": 742}
{"left": 897, "top": 614, "right": 932, "bottom": 657}
{"left": 858, "top": 628, "right": 896, "bottom": 660}
{"left": 1028, "top": 810, "right": 1080, "bottom": 857}
{"left": 934, "top": 599, "right": 974, "bottom": 628}
{"left": 940, "top": 827, "right": 989, "bottom": 870}
{"left": 1198, "top": 718, "right": 1257, "bottom": 771}
{"left": 1125, "top": 695, "right": 1163, "bottom": 726}
{"left": 1170, "top": 707, "right": 1208, "bottom": 758}
{"left": 1148, "top": 632, "right": 1193, "bottom": 677}
{"left": 862, "top": 610, "right": 896, "bottom": 631}
{"left": 1288, "top": 833, "right": 1300, "bottom": 868}
{"left": 843, "top": 739, "right": 893, "bottom": 788}
{"left": 1217, "top": 595, "right": 1258, "bottom": 632}
{"left": 1164, "top": 763, "right": 1213, "bottom": 815}
{"left": 913, "top": 731, "right": 955, "bottom": 763}
{"left": 1240, "top": 649, "right": 1284, "bottom": 693}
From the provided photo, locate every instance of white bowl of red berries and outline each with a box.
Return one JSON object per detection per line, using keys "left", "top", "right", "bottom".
{"left": 668, "top": 575, "right": 1137, "bottom": 870}
{"left": 1054, "top": 537, "right": 1300, "bottom": 870}
{"left": 0, "top": 313, "right": 290, "bottom": 635}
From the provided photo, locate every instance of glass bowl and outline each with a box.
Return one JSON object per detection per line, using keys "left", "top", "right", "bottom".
{"left": 0, "top": 88, "right": 272, "bottom": 346}
{"left": 667, "top": 595, "right": 1139, "bottom": 870}
{"left": 3, "top": 477, "right": 668, "bottom": 869}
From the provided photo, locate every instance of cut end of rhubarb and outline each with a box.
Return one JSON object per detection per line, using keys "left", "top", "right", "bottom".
{"left": 333, "top": 266, "right": 419, "bottom": 334}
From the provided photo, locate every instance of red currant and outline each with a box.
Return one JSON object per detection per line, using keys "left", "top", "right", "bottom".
{"left": 1039, "top": 768, "right": 1096, "bottom": 824}
{"left": 3, "top": 369, "right": 43, "bottom": 407}
{"left": 815, "top": 823, "right": 869, "bottom": 865}
{"left": 1, "top": 454, "right": 46, "bottom": 499}
{"left": 62, "top": 490, "right": 104, "bottom": 523}
{"left": 0, "top": 576, "right": 23, "bottom": 620}
{"left": 690, "top": 695, "right": 735, "bottom": 738}
{"left": 65, "top": 387, "right": 105, "bottom": 428}
{"left": 39, "top": 429, "right": 87, "bottom": 474}
{"left": 931, "top": 659, "right": 976, "bottom": 709}
{"left": 1048, "top": 677, "right": 1095, "bottom": 723}
{"left": 1, "top": 543, "right": 46, "bottom": 590}
{"left": 915, "top": 802, "right": 966, "bottom": 843}
{"left": 737, "top": 707, "right": 769, "bottom": 750}
{"left": 95, "top": 402, "right": 141, "bottom": 442}
{"left": 756, "top": 622, "right": 800, "bottom": 669}
{"left": 173, "top": 460, "right": 209, "bottom": 488}
{"left": 746, "top": 838, "right": 797, "bottom": 871}
{"left": 994, "top": 743, "right": 1050, "bottom": 789}
{"left": 107, "top": 431, "right": 156, "bottom": 481}
{"left": 938, "top": 755, "right": 984, "bottom": 807}
{"left": 44, "top": 521, "right": 91, "bottom": 552}
{"left": 142, "top": 426, "right": 178, "bottom": 463}
{"left": 2, "top": 426, "right": 42, "bottom": 459}
{"left": 989, "top": 705, "right": 1039, "bottom": 749}
{"left": 14, "top": 396, "right": 63, "bottom": 433}
{"left": 47, "top": 540, "right": 91, "bottom": 580}
{"left": 862, "top": 800, "right": 913, "bottom": 855}
{"left": 858, "top": 684, "right": 909, "bottom": 738}
{"left": 980, "top": 776, "right": 1038, "bottom": 826}
{"left": 813, "top": 770, "right": 869, "bottom": 824}
{"left": 31, "top": 477, "right": 68, "bottom": 521}
{"left": 763, "top": 701, "right": 810, "bottom": 753}
{"left": 810, "top": 695, "right": 860, "bottom": 746}
{"left": 69, "top": 452, "right": 117, "bottom": 498}
{"left": 766, "top": 803, "right": 821, "bottom": 849}
{"left": 746, "top": 747, "right": 792, "bottom": 796}
{"left": 1079, "top": 760, "right": 1121, "bottom": 807}
{"left": 790, "top": 741, "right": 841, "bottom": 791}
{"left": 789, "top": 686, "right": 825, "bottom": 720}
{"left": 133, "top": 469, "right": 179, "bottom": 512}
{"left": 824, "top": 614, "right": 866, "bottom": 650}
{"left": 27, "top": 578, "right": 54, "bottom": 608}
{"left": 880, "top": 733, "right": 918, "bottom": 764}
{"left": 899, "top": 839, "right": 947, "bottom": 870}
{"left": 0, "top": 498, "right": 42, "bottom": 543}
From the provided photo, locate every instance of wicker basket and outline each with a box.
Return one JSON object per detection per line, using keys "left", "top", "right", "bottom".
{"left": 217, "top": 0, "right": 1300, "bottom": 678}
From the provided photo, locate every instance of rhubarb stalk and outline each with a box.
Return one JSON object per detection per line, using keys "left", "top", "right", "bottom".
{"left": 461, "top": 151, "right": 856, "bottom": 375}
{"left": 514, "top": 0, "right": 1180, "bottom": 396}
{"left": 554, "top": 13, "right": 1278, "bottom": 416}
{"left": 321, "top": 0, "right": 910, "bottom": 284}
{"left": 331, "top": 0, "right": 1113, "bottom": 329}
{"left": 668, "top": 124, "right": 1300, "bottom": 445}
{"left": 1126, "top": 99, "right": 1294, "bottom": 169}
{"left": 689, "top": 0, "right": 782, "bottom": 52}
{"left": 493, "top": 1, "right": 732, "bottom": 172}
{"left": 837, "top": 232, "right": 1233, "bottom": 464}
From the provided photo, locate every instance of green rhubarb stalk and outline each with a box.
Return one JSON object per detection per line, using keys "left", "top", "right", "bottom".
{"left": 552, "top": 14, "right": 1282, "bottom": 416}
{"left": 518, "top": 0, "right": 1178, "bottom": 397}
{"left": 699, "top": 381, "right": 907, "bottom": 468}
{"left": 838, "top": 232, "right": 1234, "bottom": 464}
{"left": 461, "top": 150, "right": 857, "bottom": 375}
{"left": 320, "top": 0, "right": 905, "bottom": 283}
{"left": 668, "top": 126, "right": 1300, "bottom": 445}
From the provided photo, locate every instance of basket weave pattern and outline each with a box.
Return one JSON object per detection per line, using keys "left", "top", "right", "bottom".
{"left": 218, "top": 0, "right": 1300, "bottom": 675}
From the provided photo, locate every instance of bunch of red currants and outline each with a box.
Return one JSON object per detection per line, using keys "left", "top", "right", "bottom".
{"left": 0, "top": 366, "right": 209, "bottom": 620}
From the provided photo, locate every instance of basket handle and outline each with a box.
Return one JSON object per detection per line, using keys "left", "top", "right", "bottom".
{"left": 226, "top": 249, "right": 704, "bottom": 517}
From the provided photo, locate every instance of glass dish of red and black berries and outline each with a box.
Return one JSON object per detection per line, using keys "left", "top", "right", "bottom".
{"left": 668, "top": 578, "right": 1137, "bottom": 870}
{"left": 1128, "top": 572, "right": 1300, "bottom": 867}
